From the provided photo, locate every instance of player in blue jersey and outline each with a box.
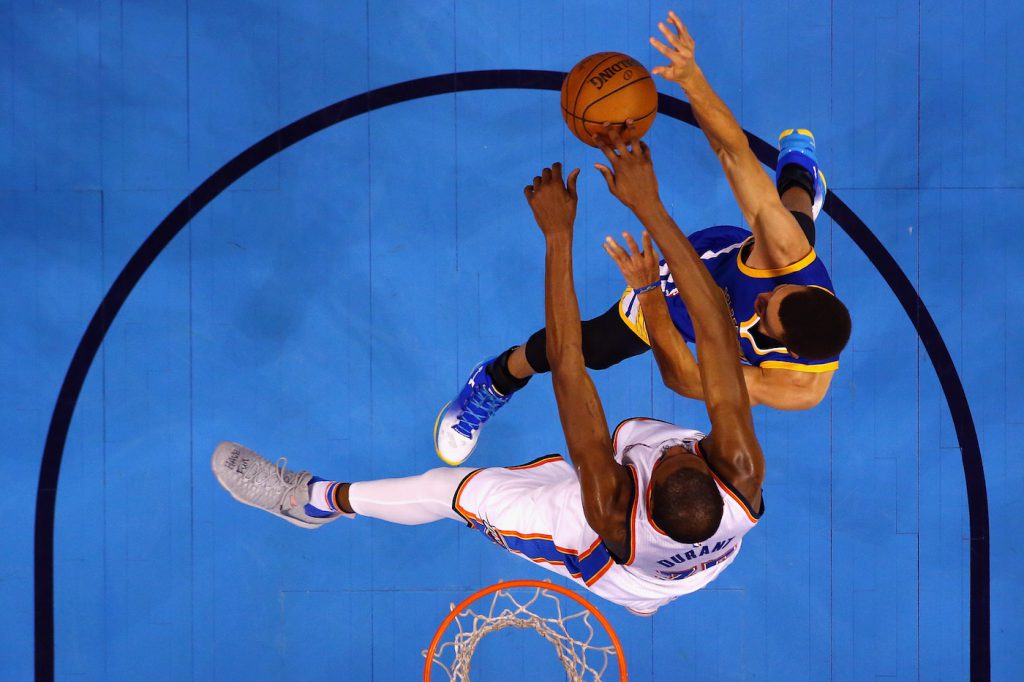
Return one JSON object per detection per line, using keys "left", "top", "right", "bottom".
{"left": 434, "top": 10, "right": 851, "bottom": 466}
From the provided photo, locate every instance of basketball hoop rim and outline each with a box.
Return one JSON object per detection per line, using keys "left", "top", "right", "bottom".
{"left": 423, "top": 578, "right": 628, "bottom": 681}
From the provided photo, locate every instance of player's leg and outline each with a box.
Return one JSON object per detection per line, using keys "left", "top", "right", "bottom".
{"left": 211, "top": 441, "right": 471, "bottom": 527}
{"left": 777, "top": 128, "right": 827, "bottom": 246}
{"left": 484, "top": 301, "right": 652, "bottom": 382}
{"left": 342, "top": 469, "right": 471, "bottom": 524}
{"left": 433, "top": 302, "right": 650, "bottom": 465}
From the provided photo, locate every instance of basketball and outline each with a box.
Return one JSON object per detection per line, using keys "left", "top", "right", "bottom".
{"left": 560, "top": 52, "right": 658, "bottom": 146}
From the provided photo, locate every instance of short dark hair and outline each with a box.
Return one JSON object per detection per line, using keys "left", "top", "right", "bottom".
{"left": 778, "top": 287, "right": 852, "bottom": 360}
{"left": 650, "top": 468, "right": 724, "bottom": 544}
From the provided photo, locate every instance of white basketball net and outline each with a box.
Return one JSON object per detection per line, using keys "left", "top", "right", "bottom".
{"left": 424, "top": 584, "right": 618, "bottom": 681}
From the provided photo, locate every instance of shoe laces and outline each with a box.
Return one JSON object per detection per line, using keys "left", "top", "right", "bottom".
{"left": 453, "top": 384, "right": 506, "bottom": 438}
{"left": 248, "top": 456, "right": 308, "bottom": 510}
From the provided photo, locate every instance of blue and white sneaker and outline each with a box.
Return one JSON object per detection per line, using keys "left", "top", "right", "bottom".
{"left": 777, "top": 128, "right": 827, "bottom": 220}
{"left": 434, "top": 358, "right": 511, "bottom": 465}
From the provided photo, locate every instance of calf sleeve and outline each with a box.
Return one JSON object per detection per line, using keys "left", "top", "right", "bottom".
{"left": 347, "top": 467, "right": 474, "bottom": 525}
{"left": 523, "top": 301, "right": 650, "bottom": 374}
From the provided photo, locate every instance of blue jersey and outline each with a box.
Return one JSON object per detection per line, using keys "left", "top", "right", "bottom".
{"left": 620, "top": 225, "right": 839, "bottom": 373}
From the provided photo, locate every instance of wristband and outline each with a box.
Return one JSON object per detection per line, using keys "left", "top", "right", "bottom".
{"left": 633, "top": 280, "right": 661, "bottom": 295}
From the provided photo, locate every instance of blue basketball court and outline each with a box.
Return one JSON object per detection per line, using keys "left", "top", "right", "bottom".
{"left": 3, "top": 1, "right": 1020, "bottom": 680}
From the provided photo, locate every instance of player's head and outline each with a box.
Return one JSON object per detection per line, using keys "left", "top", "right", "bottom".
{"left": 754, "top": 284, "right": 851, "bottom": 360}
{"left": 649, "top": 447, "right": 724, "bottom": 544}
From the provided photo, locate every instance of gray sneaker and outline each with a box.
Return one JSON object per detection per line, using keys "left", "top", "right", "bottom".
{"left": 211, "top": 441, "right": 347, "bottom": 529}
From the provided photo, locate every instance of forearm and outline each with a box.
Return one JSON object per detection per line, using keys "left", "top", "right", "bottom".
{"left": 637, "top": 290, "right": 703, "bottom": 397}
{"left": 544, "top": 234, "right": 585, "bottom": 372}
{"left": 678, "top": 67, "right": 749, "bottom": 158}
{"left": 633, "top": 203, "right": 733, "bottom": 344}
{"left": 543, "top": 232, "right": 612, "bottom": 470}
{"left": 678, "top": 67, "right": 789, "bottom": 237}
{"left": 543, "top": 232, "right": 627, "bottom": 546}
{"left": 633, "top": 203, "right": 749, "bottom": 413}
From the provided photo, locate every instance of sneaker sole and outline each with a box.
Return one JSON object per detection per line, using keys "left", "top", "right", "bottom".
{"left": 779, "top": 128, "right": 815, "bottom": 143}
{"left": 211, "top": 442, "right": 321, "bottom": 530}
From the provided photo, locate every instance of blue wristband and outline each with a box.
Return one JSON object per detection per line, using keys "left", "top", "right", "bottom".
{"left": 633, "top": 280, "right": 661, "bottom": 295}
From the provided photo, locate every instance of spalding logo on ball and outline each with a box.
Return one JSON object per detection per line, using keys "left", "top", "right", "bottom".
{"left": 560, "top": 52, "right": 658, "bottom": 146}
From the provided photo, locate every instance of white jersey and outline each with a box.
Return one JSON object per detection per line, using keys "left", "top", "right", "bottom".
{"left": 453, "top": 417, "right": 763, "bottom": 615}
{"left": 612, "top": 418, "right": 761, "bottom": 589}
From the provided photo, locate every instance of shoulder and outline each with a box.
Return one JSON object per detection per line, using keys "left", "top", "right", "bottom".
{"left": 701, "top": 445, "right": 765, "bottom": 523}
{"left": 739, "top": 241, "right": 818, "bottom": 277}
{"left": 746, "top": 205, "right": 815, "bottom": 267}
{"left": 698, "top": 429, "right": 765, "bottom": 513}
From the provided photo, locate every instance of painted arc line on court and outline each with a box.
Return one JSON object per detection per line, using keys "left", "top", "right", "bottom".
{"left": 33, "top": 70, "right": 989, "bottom": 681}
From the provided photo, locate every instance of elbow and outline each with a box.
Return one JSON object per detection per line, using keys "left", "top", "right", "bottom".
{"left": 791, "top": 392, "right": 824, "bottom": 411}
{"left": 664, "top": 373, "right": 699, "bottom": 399}
{"left": 550, "top": 351, "right": 586, "bottom": 379}
{"left": 757, "top": 383, "right": 826, "bottom": 412}
{"left": 547, "top": 341, "right": 585, "bottom": 372}
{"left": 713, "top": 133, "right": 749, "bottom": 163}
{"left": 713, "top": 145, "right": 736, "bottom": 169}
{"left": 782, "top": 391, "right": 825, "bottom": 412}
{"left": 585, "top": 509, "right": 627, "bottom": 553}
{"left": 586, "top": 514, "right": 615, "bottom": 541}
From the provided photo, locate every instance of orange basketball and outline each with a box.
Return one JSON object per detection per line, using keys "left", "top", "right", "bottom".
{"left": 560, "top": 52, "right": 658, "bottom": 147}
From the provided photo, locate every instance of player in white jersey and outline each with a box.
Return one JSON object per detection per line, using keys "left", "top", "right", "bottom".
{"left": 212, "top": 125, "right": 766, "bottom": 615}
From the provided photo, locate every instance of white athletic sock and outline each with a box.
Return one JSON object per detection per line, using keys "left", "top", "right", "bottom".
{"left": 307, "top": 480, "right": 340, "bottom": 512}
{"left": 347, "top": 467, "right": 474, "bottom": 525}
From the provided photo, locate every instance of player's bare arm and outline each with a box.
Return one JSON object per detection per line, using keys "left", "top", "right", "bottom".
{"left": 524, "top": 162, "right": 634, "bottom": 560}
{"left": 748, "top": 366, "right": 833, "bottom": 410}
{"left": 604, "top": 232, "right": 832, "bottom": 410}
{"left": 594, "top": 130, "right": 765, "bottom": 506}
{"left": 650, "top": 10, "right": 809, "bottom": 270}
{"left": 602, "top": 230, "right": 701, "bottom": 394}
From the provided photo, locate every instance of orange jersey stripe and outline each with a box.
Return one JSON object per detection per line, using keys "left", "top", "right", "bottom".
{"left": 625, "top": 465, "right": 643, "bottom": 564}
{"left": 584, "top": 557, "right": 615, "bottom": 586}
{"left": 578, "top": 537, "right": 604, "bottom": 561}
{"left": 506, "top": 454, "right": 563, "bottom": 471}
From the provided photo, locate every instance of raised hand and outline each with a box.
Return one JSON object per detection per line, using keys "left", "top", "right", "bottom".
{"left": 649, "top": 10, "right": 698, "bottom": 86}
{"left": 603, "top": 231, "right": 661, "bottom": 291}
{"left": 524, "top": 162, "right": 581, "bottom": 239}
{"left": 592, "top": 122, "right": 661, "bottom": 212}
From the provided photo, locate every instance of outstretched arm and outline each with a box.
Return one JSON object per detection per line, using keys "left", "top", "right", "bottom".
{"left": 650, "top": 10, "right": 809, "bottom": 268}
{"left": 602, "top": 230, "right": 701, "bottom": 395}
{"left": 594, "top": 130, "right": 765, "bottom": 506}
{"left": 525, "top": 163, "right": 633, "bottom": 560}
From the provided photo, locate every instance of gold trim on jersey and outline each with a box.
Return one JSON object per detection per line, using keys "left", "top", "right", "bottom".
{"left": 735, "top": 237, "right": 818, "bottom": 278}
{"left": 617, "top": 286, "right": 652, "bottom": 345}
{"left": 737, "top": 311, "right": 787, "bottom": 356}
{"left": 737, "top": 312, "right": 840, "bottom": 372}
{"left": 759, "top": 360, "right": 839, "bottom": 372}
